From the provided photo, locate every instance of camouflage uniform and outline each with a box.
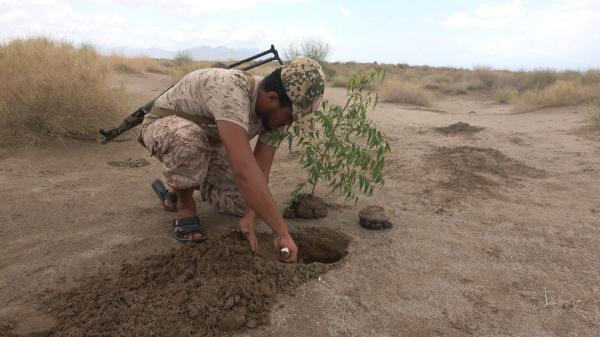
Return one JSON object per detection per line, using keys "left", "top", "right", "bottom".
{"left": 140, "top": 58, "right": 325, "bottom": 216}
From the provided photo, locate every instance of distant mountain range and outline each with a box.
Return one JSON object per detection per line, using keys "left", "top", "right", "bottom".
{"left": 100, "top": 45, "right": 262, "bottom": 61}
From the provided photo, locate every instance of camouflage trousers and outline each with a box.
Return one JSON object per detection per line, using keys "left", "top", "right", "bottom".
{"left": 139, "top": 115, "right": 245, "bottom": 216}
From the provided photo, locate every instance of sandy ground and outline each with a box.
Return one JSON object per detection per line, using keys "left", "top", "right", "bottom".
{"left": 1, "top": 71, "right": 599, "bottom": 336}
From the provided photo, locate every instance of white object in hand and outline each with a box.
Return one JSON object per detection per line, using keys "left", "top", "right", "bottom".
{"left": 280, "top": 247, "right": 290, "bottom": 256}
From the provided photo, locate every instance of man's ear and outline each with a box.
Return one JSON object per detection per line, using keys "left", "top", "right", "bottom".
{"left": 264, "top": 91, "right": 279, "bottom": 103}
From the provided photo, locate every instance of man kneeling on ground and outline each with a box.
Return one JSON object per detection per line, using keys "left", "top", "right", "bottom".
{"left": 138, "top": 57, "right": 325, "bottom": 263}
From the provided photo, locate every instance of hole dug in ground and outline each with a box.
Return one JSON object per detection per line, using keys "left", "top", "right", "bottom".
{"left": 39, "top": 228, "right": 349, "bottom": 337}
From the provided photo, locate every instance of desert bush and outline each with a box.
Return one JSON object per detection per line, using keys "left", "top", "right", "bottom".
{"left": 444, "top": 81, "right": 470, "bottom": 95}
{"left": 330, "top": 75, "right": 350, "bottom": 88}
{"left": 473, "top": 65, "right": 499, "bottom": 89}
{"left": 378, "top": 79, "right": 433, "bottom": 106}
{"left": 581, "top": 69, "right": 600, "bottom": 86}
{"left": 422, "top": 73, "right": 451, "bottom": 90}
{"left": 320, "top": 61, "right": 337, "bottom": 80}
{"left": 173, "top": 51, "right": 193, "bottom": 66}
{"left": 107, "top": 54, "right": 168, "bottom": 75}
{"left": 495, "top": 86, "right": 518, "bottom": 103}
{"left": 522, "top": 69, "right": 558, "bottom": 90}
{"left": 514, "top": 80, "right": 597, "bottom": 112}
{"left": 0, "top": 37, "right": 127, "bottom": 145}
{"left": 284, "top": 37, "right": 330, "bottom": 62}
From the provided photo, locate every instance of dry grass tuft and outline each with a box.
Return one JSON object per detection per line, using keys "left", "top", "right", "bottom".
{"left": 378, "top": 79, "right": 434, "bottom": 106}
{"left": 520, "top": 70, "right": 558, "bottom": 90}
{"left": 473, "top": 65, "right": 499, "bottom": 89}
{"left": 108, "top": 55, "right": 168, "bottom": 75}
{"left": 495, "top": 86, "right": 518, "bottom": 104}
{"left": 514, "top": 80, "right": 599, "bottom": 112}
{"left": 0, "top": 38, "right": 128, "bottom": 145}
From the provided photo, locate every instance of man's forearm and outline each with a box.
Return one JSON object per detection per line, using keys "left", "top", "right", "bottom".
{"left": 233, "top": 162, "right": 289, "bottom": 237}
{"left": 244, "top": 143, "right": 274, "bottom": 218}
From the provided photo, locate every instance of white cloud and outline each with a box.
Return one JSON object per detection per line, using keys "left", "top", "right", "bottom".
{"left": 440, "top": 0, "right": 522, "bottom": 29}
{"left": 438, "top": 0, "right": 600, "bottom": 69}
{"left": 92, "top": 0, "right": 310, "bottom": 15}
{"left": 475, "top": 0, "right": 522, "bottom": 18}
{"left": 0, "top": 0, "right": 329, "bottom": 51}
{"left": 340, "top": 7, "right": 351, "bottom": 17}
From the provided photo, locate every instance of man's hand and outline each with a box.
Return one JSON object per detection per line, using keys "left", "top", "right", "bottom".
{"left": 239, "top": 210, "right": 258, "bottom": 252}
{"left": 274, "top": 232, "right": 298, "bottom": 263}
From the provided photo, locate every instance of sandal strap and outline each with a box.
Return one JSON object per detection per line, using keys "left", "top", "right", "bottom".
{"left": 172, "top": 216, "right": 202, "bottom": 227}
{"left": 165, "top": 192, "right": 177, "bottom": 203}
{"left": 175, "top": 224, "right": 204, "bottom": 235}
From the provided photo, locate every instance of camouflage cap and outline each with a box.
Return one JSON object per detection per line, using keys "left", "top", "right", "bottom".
{"left": 281, "top": 57, "right": 325, "bottom": 131}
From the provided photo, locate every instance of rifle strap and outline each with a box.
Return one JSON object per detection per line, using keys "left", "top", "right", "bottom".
{"left": 149, "top": 72, "right": 256, "bottom": 126}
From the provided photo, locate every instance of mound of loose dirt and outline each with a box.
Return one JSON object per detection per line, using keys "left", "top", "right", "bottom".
{"left": 426, "top": 146, "right": 546, "bottom": 193}
{"left": 434, "top": 122, "right": 484, "bottom": 135}
{"left": 41, "top": 228, "right": 349, "bottom": 337}
{"left": 283, "top": 193, "right": 328, "bottom": 219}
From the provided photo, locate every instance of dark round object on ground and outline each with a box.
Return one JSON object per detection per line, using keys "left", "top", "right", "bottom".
{"left": 284, "top": 193, "right": 328, "bottom": 219}
{"left": 359, "top": 205, "right": 393, "bottom": 230}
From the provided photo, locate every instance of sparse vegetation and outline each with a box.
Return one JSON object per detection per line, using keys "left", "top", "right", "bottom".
{"left": 0, "top": 37, "right": 127, "bottom": 145}
{"left": 378, "top": 79, "right": 434, "bottom": 106}
{"left": 495, "top": 85, "right": 518, "bottom": 104}
{"left": 108, "top": 55, "right": 168, "bottom": 75}
{"left": 2, "top": 37, "right": 597, "bottom": 148}
{"left": 284, "top": 37, "right": 331, "bottom": 63}
{"left": 514, "top": 80, "right": 598, "bottom": 112}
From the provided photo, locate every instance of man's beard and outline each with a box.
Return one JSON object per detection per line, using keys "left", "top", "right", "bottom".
{"left": 257, "top": 109, "right": 273, "bottom": 130}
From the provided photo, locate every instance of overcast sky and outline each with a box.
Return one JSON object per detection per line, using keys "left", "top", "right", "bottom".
{"left": 1, "top": 0, "right": 599, "bottom": 70}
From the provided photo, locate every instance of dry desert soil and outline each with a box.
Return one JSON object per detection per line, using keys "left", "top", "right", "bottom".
{"left": 1, "top": 71, "right": 599, "bottom": 337}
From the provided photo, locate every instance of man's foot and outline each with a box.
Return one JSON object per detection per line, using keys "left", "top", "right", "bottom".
{"left": 164, "top": 186, "right": 176, "bottom": 210}
{"left": 151, "top": 180, "right": 177, "bottom": 212}
{"left": 172, "top": 216, "right": 207, "bottom": 243}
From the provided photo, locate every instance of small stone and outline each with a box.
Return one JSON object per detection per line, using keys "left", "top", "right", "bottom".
{"left": 224, "top": 297, "right": 235, "bottom": 309}
{"left": 245, "top": 319, "right": 258, "bottom": 329}
{"left": 171, "top": 291, "right": 187, "bottom": 305}
{"left": 218, "top": 311, "right": 245, "bottom": 331}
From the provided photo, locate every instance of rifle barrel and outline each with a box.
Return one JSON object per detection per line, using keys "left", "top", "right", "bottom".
{"left": 228, "top": 45, "right": 281, "bottom": 68}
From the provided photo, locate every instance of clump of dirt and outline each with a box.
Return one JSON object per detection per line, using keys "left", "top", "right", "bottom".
{"left": 426, "top": 146, "right": 546, "bottom": 193}
{"left": 106, "top": 158, "right": 150, "bottom": 168}
{"left": 283, "top": 193, "right": 328, "bottom": 219}
{"left": 41, "top": 228, "right": 349, "bottom": 337}
{"left": 359, "top": 205, "right": 393, "bottom": 230}
{"left": 434, "top": 122, "right": 484, "bottom": 135}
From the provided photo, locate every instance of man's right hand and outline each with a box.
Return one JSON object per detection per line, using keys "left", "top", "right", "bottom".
{"left": 274, "top": 232, "right": 298, "bottom": 263}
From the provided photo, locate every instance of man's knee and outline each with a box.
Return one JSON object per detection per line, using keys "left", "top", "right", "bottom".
{"left": 144, "top": 116, "right": 212, "bottom": 189}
